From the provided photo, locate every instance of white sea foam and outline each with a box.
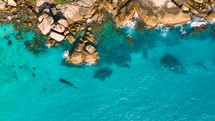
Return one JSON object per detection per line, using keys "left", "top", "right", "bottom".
{"left": 174, "top": 24, "right": 187, "bottom": 36}
{"left": 155, "top": 24, "right": 169, "bottom": 37}
{"left": 85, "top": 62, "right": 96, "bottom": 66}
{"left": 133, "top": 12, "right": 139, "bottom": 19}
{"left": 7, "top": 16, "right": 12, "bottom": 21}
{"left": 122, "top": 20, "right": 136, "bottom": 29}
{"left": 119, "top": 12, "right": 139, "bottom": 29}
{"left": 180, "top": 26, "right": 186, "bottom": 36}
{"left": 63, "top": 50, "right": 69, "bottom": 59}
{"left": 189, "top": 16, "right": 215, "bottom": 27}
{"left": 87, "top": 18, "right": 92, "bottom": 23}
{"left": 190, "top": 21, "right": 207, "bottom": 27}
{"left": 189, "top": 16, "right": 208, "bottom": 27}
{"left": 209, "top": 19, "right": 215, "bottom": 24}
{"left": 46, "top": 43, "right": 51, "bottom": 48}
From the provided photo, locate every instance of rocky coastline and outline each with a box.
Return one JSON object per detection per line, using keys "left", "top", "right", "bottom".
{"left": 1, "top": 0, "right": 215, "bottom": 65}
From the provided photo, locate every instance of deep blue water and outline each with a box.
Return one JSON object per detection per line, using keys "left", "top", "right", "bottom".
{"left": 1, "top": 22, "right": 215, "bottom": 121}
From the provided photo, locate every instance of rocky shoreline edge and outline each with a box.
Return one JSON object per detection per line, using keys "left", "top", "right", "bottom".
{"left": 1, "top": 0, "right": 215, "bottom": 65}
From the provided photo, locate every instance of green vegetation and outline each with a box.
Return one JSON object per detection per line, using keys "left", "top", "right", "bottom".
{"left": 25, "top": 0, "right": 71, "bottom": 5}
{"left": 25, "top": 0, "right": 37, "bottom": 6}
{"left": 54, "top": 0, "right": 71, "bottom": 4}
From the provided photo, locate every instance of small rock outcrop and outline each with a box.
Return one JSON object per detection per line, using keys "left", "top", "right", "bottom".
{"left": 64, "top": 28, "right": 99, "bottom": 65}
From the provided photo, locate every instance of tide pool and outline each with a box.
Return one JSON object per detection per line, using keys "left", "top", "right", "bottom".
{"left": 0, "top": 23, "right": 215, "bottom": 121}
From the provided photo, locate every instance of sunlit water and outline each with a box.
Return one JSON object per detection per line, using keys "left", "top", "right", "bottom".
{"left": 0, "top": 23, "right": 215, "bottom": 121}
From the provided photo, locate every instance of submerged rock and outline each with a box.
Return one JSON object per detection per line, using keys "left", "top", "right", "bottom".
{"left": 160, "top": 54, "right": 185, "bottom": 73}
{"left": 94, "top": 67, "right": 113, "bottom": 81}
{"left": 142, "top": 48, "right": 148, "bottom": 59}
{"left": 8, "top": 40, "right": 12, "bottom": 45}
{"left": 195, "top": 62, "right": 207, "bottom": 70}
{"left": 59, "top": 78, "right": 76, "bottom": 88}
{"left": 115, "top": 55, "right": 131, "bottom": 68}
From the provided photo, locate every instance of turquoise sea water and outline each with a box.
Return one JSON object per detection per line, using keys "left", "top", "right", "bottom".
{"left": 1, "top": 22, "right": 215, "bottom": 121}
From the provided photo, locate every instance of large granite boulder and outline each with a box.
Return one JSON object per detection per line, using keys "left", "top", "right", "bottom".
{"left": 52, "top": 24, "right": 66, "bottom": 33}
{"left": 49, "top": 31, "right": 65, "bottom": 42}
{"left": 115, "top": 1, "right": 136, "bottom": 26}
{"left": 58, "top": 18, "right": 69, "bottom": 28}
{"left": 7, "top": 0, "right": 17, "bottom": 6}
{"left": 85, "top": 45, "right": 96, "bottom": 54}
{"left": 56, "top": 0, "right": 97, "bottom": 23}
{"left": 134, "top": 0, "right": 191, "bottom": 27}
{"left": 0, "top": 0, "right": 17, "bottom": 10}
{"left": 37, "top": 13, "right": 54, "bottom": 35}
{"left": 84, "top": 51, "right": 99, "bottom": 65}
{"left": 67, "top": 51, "right": 84, "bottom": 65}
{"left": 83, "top": 44, "right": 99, "bottom": 65}
{"left": 0, "top": 0, "right": 6, "bottom": 10}
{"left": 206, "top": 11, "right": 215, "bottom": 20}
{"left": 102, "top": 0, "right": 129, "bottom": 14}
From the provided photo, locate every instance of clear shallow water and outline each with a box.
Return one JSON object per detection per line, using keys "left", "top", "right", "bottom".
{"left": 0, "top": 23, "right": 215, "bottom": 121}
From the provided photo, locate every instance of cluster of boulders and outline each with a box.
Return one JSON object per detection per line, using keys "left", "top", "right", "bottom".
{"left": 37, "top": 5, "right": 71, "bottom": 42}
{"left": 35, "top": 0, "right": 215, "bottom": 65}
{"left": 101, "top": 0, "right": 215, "bottom": 27}
{"left": 0, "top": 0, "right": 37, "bottom": 27}
{"left": 64, "top": 26, "right": 99, "bottom": 65}
{"left": 0, "top": 0, "right": 17, "bottom": 23}
{"left": 37, "top": 1, "right": 99, "bottom": 65}
{"left": 134, "top": 0, "right": 191, "bottom": 27}
{"left": 173, "top": 0, "right": 215, "bottom": 20}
